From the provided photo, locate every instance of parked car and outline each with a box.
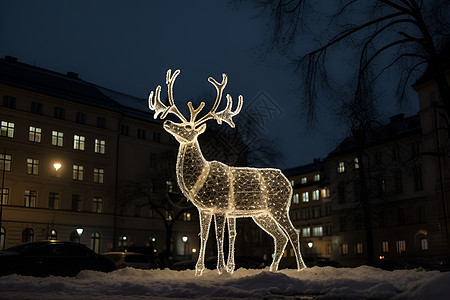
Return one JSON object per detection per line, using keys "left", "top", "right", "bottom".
{"left": 102, "top": 252, "right": 152, "bottom": 269}
{"left": 0, "top": 240, "right": 116, "bottom": 277}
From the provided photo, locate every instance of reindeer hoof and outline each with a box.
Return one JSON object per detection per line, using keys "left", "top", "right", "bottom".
{"left": 226, "top": 264, "right": 235, "bottom": 274}
{"left": 195, "top": 264, "right": 205, "bottom": 276}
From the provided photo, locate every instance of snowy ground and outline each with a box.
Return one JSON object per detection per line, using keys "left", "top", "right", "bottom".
{"left": 0, "top": 266, "right": 449, "bottom": 299}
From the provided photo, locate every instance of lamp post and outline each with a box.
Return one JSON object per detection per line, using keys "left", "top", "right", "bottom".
{"left": 182, "top": 236, "right": 188, "bottom": 257}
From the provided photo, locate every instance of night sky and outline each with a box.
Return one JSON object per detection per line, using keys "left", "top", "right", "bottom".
{"left": 0, "top": 1, "right": 418, "bottom": 169}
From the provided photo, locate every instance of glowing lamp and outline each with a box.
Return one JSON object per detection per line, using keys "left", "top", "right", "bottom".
{"left": 182, "top": 236, "right": 188, "bottom": 243}
{"left": 148, "top": 69, "right": 307, "bottom": 276}
{"left": 76, "top": 228, "right": 84, "bottom": 236}
{"left": 53, "top": 162, "right": 62, "bottom": 171}
{"left": 308, "top": 241, "right": 313, "bottom": 248}
{"left": 192, "top": 248, "right": 197, "bottom": 253}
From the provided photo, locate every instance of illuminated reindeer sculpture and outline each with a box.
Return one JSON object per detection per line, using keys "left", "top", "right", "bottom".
{"left": 148, "top": 69, "right": 306, "bottom": 275}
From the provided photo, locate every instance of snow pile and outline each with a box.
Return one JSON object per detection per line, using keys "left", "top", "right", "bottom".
{"left": 0, "top": 266, "right": 449, "bottom": 299}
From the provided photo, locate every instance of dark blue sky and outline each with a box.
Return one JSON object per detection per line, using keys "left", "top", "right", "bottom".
{"left": 0, "top": 1, "right": 418, "bottom": 169}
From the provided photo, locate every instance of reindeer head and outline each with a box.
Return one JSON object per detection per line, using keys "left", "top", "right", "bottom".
{"left": 148, "top": 69, "right": 243, "bottom": 143}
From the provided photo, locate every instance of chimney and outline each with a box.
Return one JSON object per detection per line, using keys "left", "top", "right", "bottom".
{"left": 66, "top": 71, "right": 79, "bottom": 79}
{"left": 390, "top": 113, "right": 404, "bottom": 123}
{"left": 5, "top": 55, "right": 18, "bottom": 62}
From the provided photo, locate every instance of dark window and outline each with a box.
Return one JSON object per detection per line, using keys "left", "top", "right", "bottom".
{"left": 76, "top": 112, "right": 86, "bottom": 124}
{"left": 338, "top": 183, "right": 345, "bottom": 203}
{"left": 394, "top": 171, "right": 403, "bottom": 194}
{"left": 120, "top": 125, "right": 129, "bottom": 136}
{"left": 150, "top": 153, "right": 157, "bottom": 168}
{"left": 54, "top": 107, "right": 65, "bottom": 120}
{"left": 416, "top": 205, "right": 426, "bottom": 223}
{"left": 3, "top": 96, "right": 16, "bottom": 109}
{"left": 414, "top": 167, "right": 423, "bottom": 191}
{"left": 153, "top": 132, "right": 161, "bottom": 142}
{"left": 411, "top": 142, "right": 421, "bottom": 156}
{"left": 22, "top": 228, "right": 34, "bottom": 243}
{"left": 398, "top": 208, "right": 405, "bottom": 225}
{"left": 72, "top": 194, "right": 82, "bottom": 212}
{"left": 31, "top": 102, "right": 43, "bottom": 114}
{"left": 137, "top": 128, "right": 146, "bottom": 139}
{"left": 97, "top": 117, "right": 106, "bottom": 128}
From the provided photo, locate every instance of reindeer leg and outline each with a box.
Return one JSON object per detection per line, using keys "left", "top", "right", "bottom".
{"left": 253, "top": 215, "right": 288, "bottom": 272}
{"left": 272, "top": 211, "right": 307, "bottom": 270}
{"left": 195, "top": 210, "right": 212, "bottom": 276}
{"left": 226, "top": 217, "right": 236, "bottom": 273}
{"left": 214, "top": 213, "right": 226, "bottom": 274}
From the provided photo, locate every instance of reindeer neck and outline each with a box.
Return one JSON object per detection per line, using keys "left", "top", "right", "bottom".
{"left": 176, "top": 139, "right": 209, "bottom": 198}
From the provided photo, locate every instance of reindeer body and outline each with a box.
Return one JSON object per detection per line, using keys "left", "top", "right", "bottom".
{"left": 149, "top": 69, "right": 306, "bottom": 275}
{"left": 177, "top": 140, "right": 291, "bottom": 215}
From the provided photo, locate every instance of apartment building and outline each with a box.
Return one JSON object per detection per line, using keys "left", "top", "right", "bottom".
{"left": 0, "top": 56, "right": 198, "bottom": 255}
{"left": 284, "top": 159, "right": 333, "bottom": 261}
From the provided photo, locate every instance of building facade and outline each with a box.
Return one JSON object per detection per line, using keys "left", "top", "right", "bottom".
{"left": 0, "top": 56, "right": 198, "bottom": 256}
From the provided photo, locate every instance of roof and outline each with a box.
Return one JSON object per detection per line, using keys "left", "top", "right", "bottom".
{"left": 0, "top": 56, "right": 160, "bottom": 123}
{"left": 329, "top": 114, "right": 421, "bottom": 156}
{"left": 284, "top": 159, "right": 323, "bottom": 177}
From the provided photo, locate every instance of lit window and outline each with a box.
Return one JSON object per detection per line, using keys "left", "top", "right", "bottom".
{"left": 420, "top": 238, "right": 428, "bottom": 251}
{"left": 94, "top": 168, "right": 104, "bottom": 183}
{"left": 302, "top": 227, "right": 310, "bottom": 237}
{"left": 353, "top": 157, "right": 359, "bottom": 169}
{"left": 302, "top": 192, "right": 309, "bottom": 202}
{"left": 321, "top": 187, "right": 330, "bottom": 198}
{"left": 314, "top": 174, "right": 320, "bottom": 182}
{"left": 24, "top": 190, "right": 37, "bottom": 207}
{"left": 1, "top": 121, "right": 14, "bottom": 138}
{"left": 312, "top": 226, "right": 323, "bottom": 237}
{"left": 48, "top": 229, "right": 57, "bottom": 240}
{"left": 92, "top": 197, "right": 103, "bottom": 213}
{"left": 301, "top": 177, "right": 307, "bottom": 184}
{"left": 292, "top": 193, "right": 299, "bottom": 204}
{"left": 356, "top": 242, "right": 363, "bottom": 254}
{"left": 73, "top": 135, "right": 85, "bottom": 150}
{"left": 382, "top": 241, "right": 389, "bottom": 253}
{"left": 52, "top": 131, "right": 64, "bottom": 147}
{"left": 73, "top": 165, "right": 84, "bottom": 181}
{"left": 95, "top": 139, "right": 106, "bottom": 154}
{"left": 337, "top": 162, "right": 345, "bottom": 173}
{"left": 312, "top": 189, "right": 320, "bottom": 201}
{"left": 341, "top": 243, "right": 348, "bottom": 255}
{"left": 1, "top": 188, "right": 10, "bottom": 205}
{"left": 0, "top": 153, "right": 12, "bottom": 171}
{"left": 28, "top": 126, "right": 42, "bottom": 143}
{"left": 396, "top": 240, "right": 406, "bottom": 253}
{"left": 26, "top": 158, "right": 39, "bottom": 175}
{"left": 183, "top": 212, "right": 191, "bottom": 221}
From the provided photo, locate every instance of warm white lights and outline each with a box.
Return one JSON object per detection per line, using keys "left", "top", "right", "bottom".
{"left": 149, "top": 69, "right": 306, "bottom": 275}
{"left": 182, "top": 236, "right": 188, "bottom": 243}
{"left": 53, "top": 162, "right": 62, "bottom": 171}
{"left": 76, "top": 228, "right": 84, "bottom": 236}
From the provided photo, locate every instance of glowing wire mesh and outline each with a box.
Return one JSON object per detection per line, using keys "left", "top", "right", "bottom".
{"left": 148, "top": 69, "right": 307, "bottom": 275}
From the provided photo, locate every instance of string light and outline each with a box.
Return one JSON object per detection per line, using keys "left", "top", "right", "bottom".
{"left": 149, "top": 69, "right": 307, "bottom": 275}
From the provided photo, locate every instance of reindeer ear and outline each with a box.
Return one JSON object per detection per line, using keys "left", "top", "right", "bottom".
{"left": 197, "top": 123, "right": 207, "bottom": 134}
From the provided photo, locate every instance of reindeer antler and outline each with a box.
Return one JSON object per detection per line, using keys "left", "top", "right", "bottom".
{"left": 193, "top": 74, "right": 243, "bottom": 128}
{"left": 148, "top": 69, "right": 187, "bottom": 123}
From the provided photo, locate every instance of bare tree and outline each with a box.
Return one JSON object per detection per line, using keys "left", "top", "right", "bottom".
{"left": 118, "top": 151, "right": 194, "bottom": 265}
{"left": 236, "top": 0, "right": 450, "bottom": 124}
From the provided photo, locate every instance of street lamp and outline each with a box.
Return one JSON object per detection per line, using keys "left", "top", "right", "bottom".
{"left": 308, "top": 241, "right": 313, "bottom": 248}
{"left": 182, "top": 236, "right": 188, "bottom": 256}
{"left": 53, "top": 162, "right": 62, "bottom": 171}
{"left": 76, "top": 228, "right": 84, "bottom": 236}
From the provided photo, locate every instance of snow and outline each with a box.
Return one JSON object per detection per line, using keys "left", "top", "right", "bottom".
{"left": 0, "top": 266, "right": 449, "bottom": 299}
